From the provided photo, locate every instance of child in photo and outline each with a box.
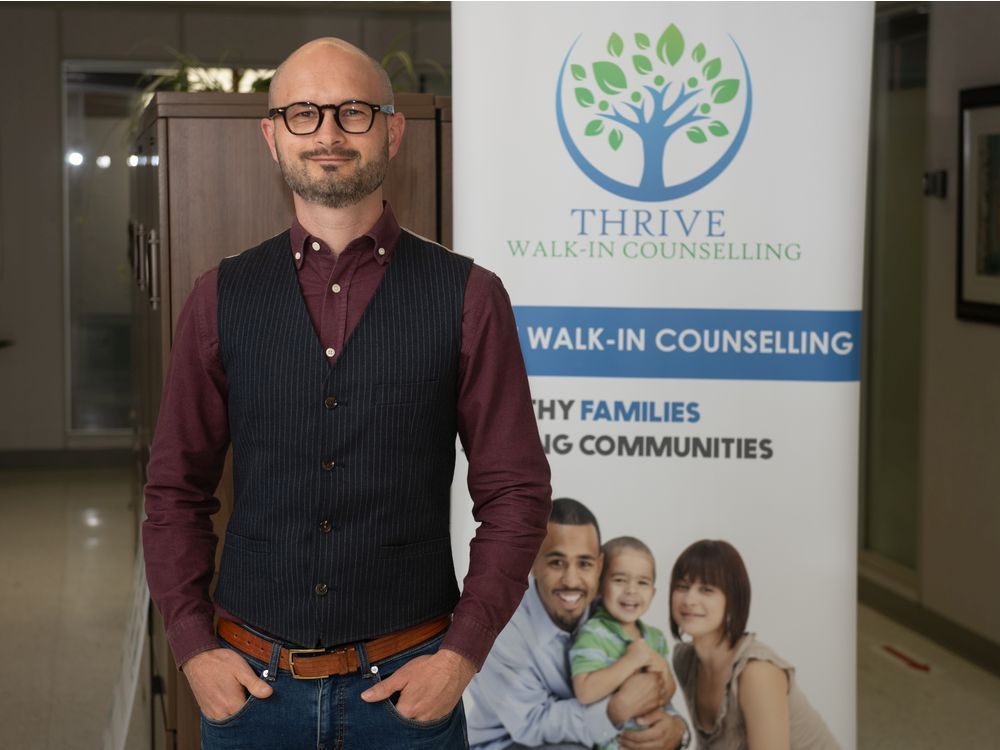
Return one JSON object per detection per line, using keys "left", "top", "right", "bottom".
{"left": 570, "top": 536, "right": 677, "bottom": 750}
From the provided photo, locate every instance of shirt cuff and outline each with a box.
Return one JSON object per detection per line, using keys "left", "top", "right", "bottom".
{"left": 586, "top": 697, "right": 619, "bottom": 745}
{"left": 440, "top": 614, "right": 497, "bottom": 670}
{"left": 167, "top": 612, "right": 218, "bottom": 669}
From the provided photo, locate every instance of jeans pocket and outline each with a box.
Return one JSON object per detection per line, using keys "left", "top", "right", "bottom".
{"left": 201, "top": 695, "right": 257, "bottom": 727}
{"left": 370, "top": 632, "right": 458, "bottom": 729}
{"left": 380, "top": 696, "right": 457, "bottom": 730}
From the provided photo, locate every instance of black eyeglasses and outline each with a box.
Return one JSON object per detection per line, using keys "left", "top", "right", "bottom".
{"left": 268, "top": 100, "right": 395, "bottom": 135}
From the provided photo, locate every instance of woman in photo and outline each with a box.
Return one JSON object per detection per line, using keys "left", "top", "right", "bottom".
{"left": 669, "top": 540, "right": 839, "bottom": 750}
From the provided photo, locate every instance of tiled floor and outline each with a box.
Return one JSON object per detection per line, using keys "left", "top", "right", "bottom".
{"left": 857, "top": 605, "right": 1000, "bottom": 749}
{"left": 0, "top": 467, "right": 135, "bottom": 750}
{"left": 1, "top": 466, "right": 999, "bottom": 749}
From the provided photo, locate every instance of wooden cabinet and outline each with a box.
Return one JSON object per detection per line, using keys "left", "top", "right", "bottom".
{"left": 130, "top": 91, "right": 451, "bottom": 750}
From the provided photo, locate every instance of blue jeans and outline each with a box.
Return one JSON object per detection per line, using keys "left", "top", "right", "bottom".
{"left": 201, "top": 630, "right": 468, "bottom": 749}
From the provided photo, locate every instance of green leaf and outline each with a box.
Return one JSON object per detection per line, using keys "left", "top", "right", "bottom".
{"left": 608, "top": 32, "right": 624, "bottom": 57}
{"left": 571, "top": 64, "right": 587, "bottom": 81}
{"left": 635, "top": 33, "right": 650, "bottom": 50}
{"left": 592, "top": 61, "right": 628, "bottom": 94}
{"left": 708, "top": 120, "right": 729, "bottom": 137}
{"left": 575, "top": 87, "right": 595, "bottom": 107}
{"left": 692, "top": 43, "right": 706, "bottom": 63}
{"left": 609, "top": 128, "right": 624, "bottom": 150}
{"left": 585, "top": 119, "right": 605, "bottom": 136}
{"left": 702, "top": 57, "right": 722, "bottom": 80}
{"left": 711, "top": 78, "right": 740, "bottom": 104}
{"left": 633, "top": 55, "right": 653, "bottom": 75}
{"left": 686, "top": 127, "right": 707, "bottom": 144}
{"left": 656, "top": 23, "right": 684, "bottom": 66}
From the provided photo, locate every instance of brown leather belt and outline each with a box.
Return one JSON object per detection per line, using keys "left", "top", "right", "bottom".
{"left": 218, "top": 615, "right": 450, "bottom": 680}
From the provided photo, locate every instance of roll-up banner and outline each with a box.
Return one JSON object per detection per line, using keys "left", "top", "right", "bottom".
{"left": 451, "top": 3, "right": 872, "bottom": 748}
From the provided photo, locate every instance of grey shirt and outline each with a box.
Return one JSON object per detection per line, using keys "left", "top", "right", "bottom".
{"left": 673, "top": 635, "right": 840, "bottom": 749}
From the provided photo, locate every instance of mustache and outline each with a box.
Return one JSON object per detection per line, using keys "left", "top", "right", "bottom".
{"left": 301, "top": 147, "right": 360, "bottom": 160}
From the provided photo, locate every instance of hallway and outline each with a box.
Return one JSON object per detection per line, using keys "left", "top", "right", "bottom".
{"left": 1, "top": 466, "right": 998, "bottom": 749}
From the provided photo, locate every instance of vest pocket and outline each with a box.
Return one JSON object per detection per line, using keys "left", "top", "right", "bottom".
{"left": 223, "top": 530, "right": 269, "bottom": 555}
{"left": 380, "top": 536, "right": 451, "bottom": 560}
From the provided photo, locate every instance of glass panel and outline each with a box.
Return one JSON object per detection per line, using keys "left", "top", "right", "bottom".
{"left": 862, "top": 9, "right": 929, "bottom": 571}
{"left": 65, "top": 70, "right": 148, "bottom": 432}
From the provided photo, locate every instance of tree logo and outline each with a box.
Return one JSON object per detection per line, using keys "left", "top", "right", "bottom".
{"left": 556, "top": 24, "right": 753, "bottom": 201}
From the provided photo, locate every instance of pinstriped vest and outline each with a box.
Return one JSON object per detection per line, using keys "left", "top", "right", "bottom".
{"left": 214, "top": 229, "right": 472, "bottom": 648}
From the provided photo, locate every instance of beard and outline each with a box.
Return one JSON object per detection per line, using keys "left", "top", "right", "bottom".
{"left": 276, "top": 136, "right": 389, "bottom": 209}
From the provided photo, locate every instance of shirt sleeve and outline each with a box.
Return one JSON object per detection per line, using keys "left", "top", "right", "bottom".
{"left": 443, "top": 265, "right": 552, "bottom": 669}
{"left": 472, "top": 626, "right": 618, "bottom": 747}
{"left": 141, "top": 268, "right": 230, "bottom": 668}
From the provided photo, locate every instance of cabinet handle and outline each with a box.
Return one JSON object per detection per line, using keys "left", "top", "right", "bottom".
{"left": 148, "top": 228, "right": 161, "bottom": 311}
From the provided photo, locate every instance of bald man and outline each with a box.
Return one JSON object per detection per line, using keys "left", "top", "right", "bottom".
{"left": 143, "top": 38, "right": 551, "bottom": 749}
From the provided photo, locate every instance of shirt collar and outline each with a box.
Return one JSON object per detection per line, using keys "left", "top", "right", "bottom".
{"left": 525, "top": 576, "right": 590, "bottom": 646}
{"left": 289, "top": 201, "right": 402, "bottom": 269}
{"left": 590, "top": 603, "right": 645, "bottom": 641}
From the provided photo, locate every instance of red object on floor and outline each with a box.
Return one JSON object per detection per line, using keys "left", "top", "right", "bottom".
{"left": 883, "top": 644, "right": 931, "bottom": 672}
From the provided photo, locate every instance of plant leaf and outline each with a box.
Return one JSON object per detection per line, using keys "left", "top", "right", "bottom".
{"left": 608, "top": 32, "right": 624, "bottom": 57}
{"left": 702, "top": 57, "right": 722, "bottom": 80}
{"left": 609, "top": 128, "right": 624, "bottom": 150}
{"left": 656, "top": 23, "right": 684, "bottom": 66}
{"left": 571, "top": 64, "right": 587, "bottom": 81}
{"left": 635, "top": 33, "right": 650, "bottom": 50}
{"left": 575, "top": 87, "right": 595, "bottom": 107}
{"left": 692, "top": 43, "right": 706, "bottom": 63}
{"left": 592, "top": 61, "right": 628, "bottom": 94}
{"left": 633, "top": 55, "right": 653, "bottom": 75}
{"left": 711, "top": 79, "right": 740, "bottom": 104}
{"left": 686, "top": 127, "right": 707, "bottom": 144}
{"left": 585, "top": 119, "right": 605, "bottom": 136}
{"left": 708, "top": 120, "right": 729, "bottom": 137}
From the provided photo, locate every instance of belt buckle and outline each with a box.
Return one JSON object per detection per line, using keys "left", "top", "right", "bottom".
{"left": 287, "top": 647, "right": 327, "bottom": 680}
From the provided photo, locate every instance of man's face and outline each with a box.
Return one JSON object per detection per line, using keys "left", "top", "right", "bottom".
{"left": 261, "top": 44, "right": 404, "bottom": 208}
{"left": 531, "top": 522, "right": 603, "bottom": 632}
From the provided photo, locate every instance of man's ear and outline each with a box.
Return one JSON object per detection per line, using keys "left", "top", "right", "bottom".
{"left": 261, "top": 117, "right": 279, "bottom": 163}
{"left": 387, "top": 112, "right": 406, "bottom": 160}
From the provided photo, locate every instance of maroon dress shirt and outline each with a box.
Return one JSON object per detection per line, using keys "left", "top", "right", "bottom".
{"left": 142, "top": 204, "right": 551, "bottom": 670}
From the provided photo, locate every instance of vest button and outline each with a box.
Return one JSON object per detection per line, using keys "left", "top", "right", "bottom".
{"left": 321, "top": 459, "right": 335, "bottom": 471}
{"left": 314, "top": 583, "right": 329, "bottom": 596}
{"left": 319, "top": 519, "right": 332, "bottom": 533}
{"left": 324, "top": 396, "right": 338, "bottom": 409}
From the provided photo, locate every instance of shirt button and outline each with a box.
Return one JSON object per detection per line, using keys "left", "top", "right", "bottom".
{"left": 331, "top": 283, "right": 342, "bottom": 294}
{"left": 319, "top": 519, "right": 332, "bottom": 533}
{"left": 324, "top": 396, "right": 339, "bottom": 409}
{"left": 312, "top": 241, "right": 321, "bottom": 251}
{"left": 377, "top": 247, "right": 386, "bottom": 256}
{"left": 314, "top": 583, "right": 329, "bottom": 596}
{"left": 294, "top": 252, "right": 302, "bottom": 261}
{"left": 321, "top": 459, "right": 336, "bottom": 471}
{"left": 325, "top": 347, "right": 336, "bottom": 358}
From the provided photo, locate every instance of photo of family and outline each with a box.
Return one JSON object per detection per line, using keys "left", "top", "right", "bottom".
{"left": 465, "top": 498, "right": 839, "bottom": 750}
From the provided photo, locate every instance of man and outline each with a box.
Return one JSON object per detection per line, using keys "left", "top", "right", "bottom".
{"left": 142, "top": 38, "right": 551, "bottom": 749}
{"left": 467, "top": 498, "right": 688, "bottom": 750}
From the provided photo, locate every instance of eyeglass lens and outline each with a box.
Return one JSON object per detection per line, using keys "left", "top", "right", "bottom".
{"left": 283, "top": 102, "right": 376, "bottom": 135}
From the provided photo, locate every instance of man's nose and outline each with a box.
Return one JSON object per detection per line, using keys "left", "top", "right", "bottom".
{"left": 315, "top": 110, "right": 347, "bottom": 143}
{"left": 561, "top": 565, "right": 582, "bottom": 587}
